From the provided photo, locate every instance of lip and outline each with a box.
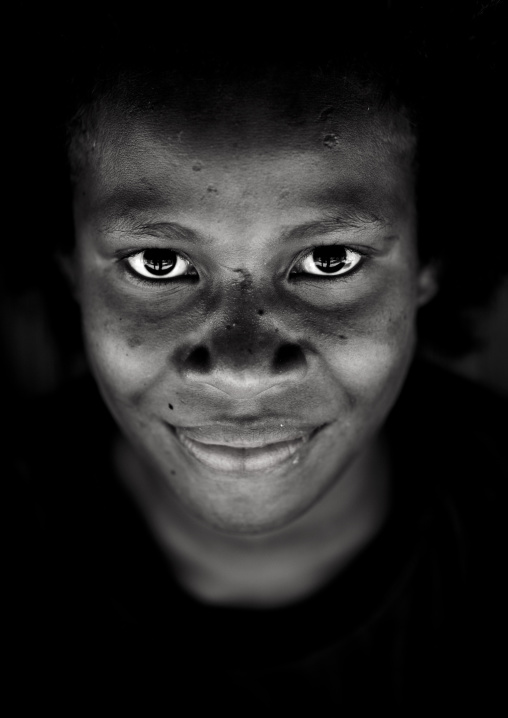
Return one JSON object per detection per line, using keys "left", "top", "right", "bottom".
{"left": 170, "top": 423, "right": 326, "bottom": 473}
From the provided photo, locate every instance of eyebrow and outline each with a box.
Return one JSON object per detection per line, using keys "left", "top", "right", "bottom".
{"left": 92, "top": 185, "right": 181, "bottom": 227}
{"left": 108, "top": 214, "right": 388, "bottom": 251}
{"left": 280, "top": 211, "right": 386, "bottom": 243}
{"left": 95, "top": 186, "right": 391, "bottom": 242}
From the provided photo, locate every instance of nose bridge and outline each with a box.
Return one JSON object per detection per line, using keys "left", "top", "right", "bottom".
{"left": 219, "top": 268, "right": 262, "bottom": 363}
{"left": 175, "top": 274, "right": 309, "bottom": 398}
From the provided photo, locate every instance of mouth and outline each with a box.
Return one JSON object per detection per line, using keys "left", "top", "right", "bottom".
{"left": 169, "top": 423, "right": 327, "bottom": 473}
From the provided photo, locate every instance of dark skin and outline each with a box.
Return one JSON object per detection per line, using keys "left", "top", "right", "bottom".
{"left": 68, "top": 99, "right": 437, "bottom": 606}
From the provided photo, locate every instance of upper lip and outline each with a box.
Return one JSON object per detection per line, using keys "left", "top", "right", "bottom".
{"left": 168, "top": 421, "right": 327, "bottom": 448}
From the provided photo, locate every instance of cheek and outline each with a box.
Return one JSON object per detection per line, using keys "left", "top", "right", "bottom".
{"left": 296, "top": 271, "right": 419, "bottom": 407}
{"left": 79, "top": 279, "right": 187, "bottom": 404}
{"left": 299, "top": 269, "right": 418, "bottom": 351}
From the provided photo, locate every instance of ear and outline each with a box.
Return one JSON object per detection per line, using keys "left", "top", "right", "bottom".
{"left": 56, "top": 251, "right": 81, "bottom": 304}
{"left": 416, "top": 260, "right": 440, "bottom": 308}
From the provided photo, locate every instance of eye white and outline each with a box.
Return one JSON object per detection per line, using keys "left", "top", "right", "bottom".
{"left": 126, "top": 249, "right": 191, "bottom": 279}
{"left": 297, "top": 246, "right": 362, "bottom": 276}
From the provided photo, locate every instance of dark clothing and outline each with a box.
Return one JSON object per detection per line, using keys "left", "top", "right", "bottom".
{"left": 7, "top": 361, "right": 506, "bottom": 713}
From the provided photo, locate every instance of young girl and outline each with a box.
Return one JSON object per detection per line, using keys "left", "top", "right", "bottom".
{"left": 8, "top": 2, "right": 506, "bottom": 712}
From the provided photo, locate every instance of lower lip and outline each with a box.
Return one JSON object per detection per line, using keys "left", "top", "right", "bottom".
{"left": 173, "top": 428, "right": 323, "bottom": 473}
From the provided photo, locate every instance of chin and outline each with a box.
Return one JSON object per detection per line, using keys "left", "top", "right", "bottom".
{"left": 178, "top": 490, "right": 314, "bottom": 537}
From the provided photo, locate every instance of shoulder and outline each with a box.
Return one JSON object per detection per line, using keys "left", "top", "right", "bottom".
{"left": 393, "top": 360, "right": 506, "bottom": 608}
{"left": 388, "top": 359, "right": 506, "bottom": 590}
{"left": 386, "top": 361, "right": 506, "bottom": 706}
{"left": 7, "top": 373, "right": 118, "bottom": 595}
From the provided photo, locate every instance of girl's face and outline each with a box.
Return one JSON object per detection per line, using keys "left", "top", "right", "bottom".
{"left": 71, "top": 103, "right": 435, "bottom": 534}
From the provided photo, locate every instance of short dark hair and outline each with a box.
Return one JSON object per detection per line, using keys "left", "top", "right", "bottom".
{"left": 14, "top": 1, "right": 506, "bottom": 359}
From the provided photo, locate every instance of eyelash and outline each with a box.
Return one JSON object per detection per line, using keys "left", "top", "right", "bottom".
{"left": 291, "top": 245, "right": 368, "bottom": 281}
{"left": 121, "top": 245, "right": 368, "bottom": 286}
{"left": 122, "top": 248, "right": 197, "bottom": 287}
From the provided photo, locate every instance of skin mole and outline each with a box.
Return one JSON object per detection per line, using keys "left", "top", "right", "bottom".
{"left": 127, "top": 334, "right": 144, "bottom": 349}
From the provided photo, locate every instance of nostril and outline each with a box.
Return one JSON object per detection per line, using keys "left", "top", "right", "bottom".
{"left": 273, "top": 343, "right": 306, "bottom": 374}
{"left": 185, "top": 345, "right": 212, "bottom": 374}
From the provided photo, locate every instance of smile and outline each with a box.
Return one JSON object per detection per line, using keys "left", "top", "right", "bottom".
{"left": 171, "top": 424, "right": 326, "bottom": 473}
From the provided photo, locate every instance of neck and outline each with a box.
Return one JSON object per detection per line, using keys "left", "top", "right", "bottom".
{"left": 114, "top": 432, "right": 391, "bottom": 608}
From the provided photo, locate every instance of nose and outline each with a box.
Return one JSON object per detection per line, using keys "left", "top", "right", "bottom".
{"left": 174, "top": 321, "right": 308, "bottom": 400}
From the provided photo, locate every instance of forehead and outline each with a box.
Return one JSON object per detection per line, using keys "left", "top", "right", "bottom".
{"left": 74, "top": 98, "right": 416, "bottom": 230}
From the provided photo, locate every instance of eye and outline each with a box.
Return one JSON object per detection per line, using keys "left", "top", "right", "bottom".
{"left": 125, "top": 249, "right": 196, "bottom": 280}
{"left": 293, "top": 246, "right": 363, "bottom": 277}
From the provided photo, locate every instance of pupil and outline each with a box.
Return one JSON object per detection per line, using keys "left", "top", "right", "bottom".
{"left": 313, "top": 246, "right": 347, "bottom": 273}
{"left": 143, "top": 249, "right": 176, "bottom": 276}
